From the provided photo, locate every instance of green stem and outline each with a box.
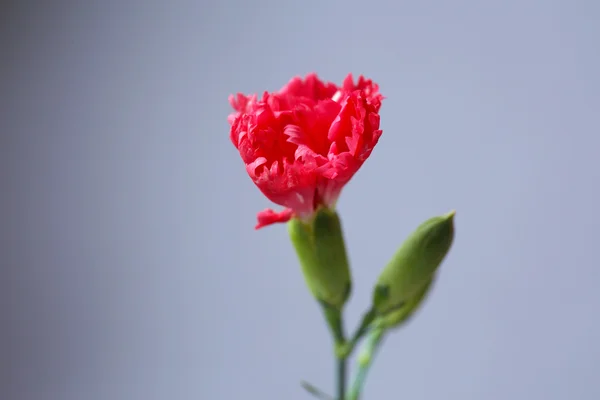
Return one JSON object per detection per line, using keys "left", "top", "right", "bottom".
{"left": 320, "top": 302, "right": 350, "bottom": 400}
{"left": 321, "top": 302, "right": 345, "bottom": 348}
{"left": 337, "top": 355, "right": 347, "bottom": 400}
{"left": 348, "top": 327, "right": 386, "bottom": 400}
{"left": 346, "top": 308, "right": 377, "bottom": 355}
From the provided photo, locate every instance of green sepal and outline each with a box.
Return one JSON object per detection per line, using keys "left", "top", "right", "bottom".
{"left": 288, "top": 208, "right": 352, "bottom": 310}
{"left": 373, "top": 210, "right": 455, "bottom": 315}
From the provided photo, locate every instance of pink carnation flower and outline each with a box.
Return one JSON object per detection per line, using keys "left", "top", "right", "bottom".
{"left": 228, "top": 73, "right": 384, "bottom": 229}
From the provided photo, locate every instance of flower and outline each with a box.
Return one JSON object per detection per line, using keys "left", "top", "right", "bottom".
{"left": 228, "top": 73, "right": 384, "bottom": 229}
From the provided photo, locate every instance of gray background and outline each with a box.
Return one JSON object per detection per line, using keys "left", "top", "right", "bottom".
{"left": 2, "top": 0, "right": 599, "bottom": 399}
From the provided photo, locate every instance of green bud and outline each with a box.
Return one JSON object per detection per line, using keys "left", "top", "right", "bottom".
{"left": 373, "top": 210, "right": 455, "bottom": 315}
{"left": 378, "top": 277, "right": 434, "bottom": 329}
{"left": 288, "top": 207, "right": 352, "bottom": 310}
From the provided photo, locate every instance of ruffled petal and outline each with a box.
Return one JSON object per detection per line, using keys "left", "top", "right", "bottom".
{"left": 255, "top": 208, "right": 294, "bottom": 229}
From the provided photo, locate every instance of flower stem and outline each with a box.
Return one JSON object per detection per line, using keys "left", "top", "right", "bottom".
{"left": 337, "top": 355, "right": 347, "bottom": 400}
{"left": 346, "top": 308, "right": 377, "bottom": 355}
{"left": 320, "top": 302, "right": 350, "bottom": 400}
{"left": 348, "top": 327, "right": 386, "bottom": 400}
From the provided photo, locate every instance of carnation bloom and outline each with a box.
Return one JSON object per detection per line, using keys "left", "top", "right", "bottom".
{"left": 228, "top": 73, "right": 384, "bottom": 229}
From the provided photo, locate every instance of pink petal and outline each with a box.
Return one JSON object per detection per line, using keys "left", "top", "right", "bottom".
{"left": 284, "top": 124, "right": 305, "bottom": 146}
{"left": 255, "top": 208, "right": 294, "bottom": 229}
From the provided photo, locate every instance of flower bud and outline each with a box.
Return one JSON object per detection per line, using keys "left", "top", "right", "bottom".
{"left": 288, "top": 207, "right": 352, "bottom": 310}
{"left": 378, "top": 277, "right": 434, "bottom": 329}
{"left": 373, "top": 210, "right": 455, "bottom": 316}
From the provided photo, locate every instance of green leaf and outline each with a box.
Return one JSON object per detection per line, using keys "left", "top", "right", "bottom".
{"left": 300, "top": 381, "right": 334, "bottom": 400}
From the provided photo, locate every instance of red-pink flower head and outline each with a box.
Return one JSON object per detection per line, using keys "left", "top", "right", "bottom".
{"left": 228, "top": 73, "right": 384, "bottom": 229}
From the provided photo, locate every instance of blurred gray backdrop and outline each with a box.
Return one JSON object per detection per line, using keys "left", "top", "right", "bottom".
{"left": 2, "top": 0, "right": 599, "bottom": 399}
